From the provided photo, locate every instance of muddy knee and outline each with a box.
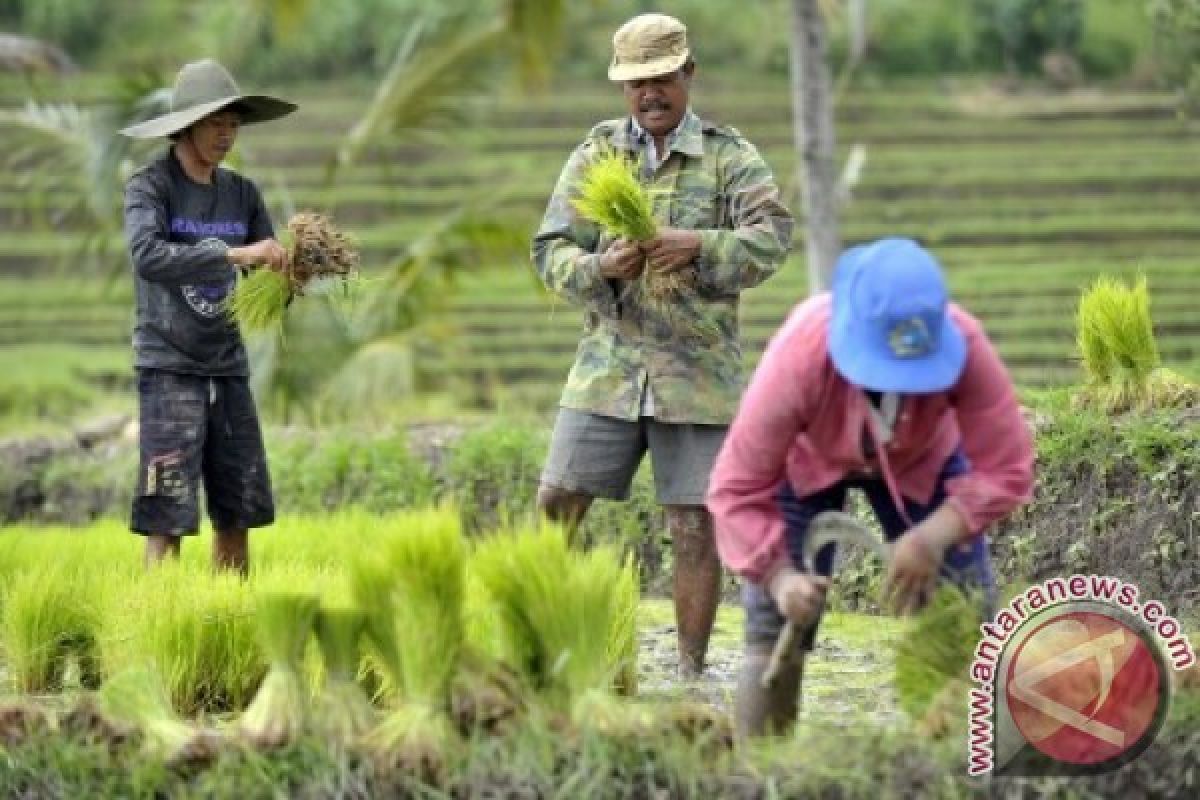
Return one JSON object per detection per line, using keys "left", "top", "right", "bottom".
{"left": 666, "top": 507, "right": 715, "bottom": 562}
{"left": 736, "top": 644, "right": 806, "bottom": 738}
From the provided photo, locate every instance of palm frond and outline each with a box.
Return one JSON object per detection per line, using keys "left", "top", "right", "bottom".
{"left": 0, "top": 73, "right": 167, "bottom": 279}
{"left": 330, "top": 12, "right": 505, "bottom": 177}
{"left": 317, "top": 336, "right": 418, "bottom": 418}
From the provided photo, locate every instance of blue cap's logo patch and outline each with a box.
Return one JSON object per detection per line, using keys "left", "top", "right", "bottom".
{"left": 887, "top": 315, "right": 935, "bottom": 358}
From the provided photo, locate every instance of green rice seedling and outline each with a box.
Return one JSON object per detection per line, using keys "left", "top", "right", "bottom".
{"left": 571, "top": 150, "right": 716, "bottom": 343}
{"left": 355, "top": 510, "right": 467, "bottom": 784}
{"left": 101, "top": 564, "right": 265, "bottom": 715}
{"left": 238, "top": 592, "right": 319, "bottom": 750}
{"left": 471, "top": 525, "right": 635, "bottom": 735}
{"left": 98, "top": 666, "right": 225, "bottom": 769}
{"left": 227, "top": 211, "right": 360, "bottom": 331}
{"left": 312, "top": 606, "right": 376, "bottom": 743}
{"left": 572, "top": 149, "right": 657, "bottom": 242}
{"left": 227, "top": 268, "right": 291, "bottom": 332}
{"left": 1073, "top": 275, "right": 1196, "bottom": 412}
{"left": 893, "top": 585, "right": 982, "bottom": 727}
{"left": 2, "top": 565, "right": 101, "bottom": 693}
{"left": 607, "top": 554, "right": 640, "bottom": 697}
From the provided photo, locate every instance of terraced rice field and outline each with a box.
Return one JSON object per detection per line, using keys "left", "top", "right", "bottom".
{"left": 2, "top": 78, "right": 1198, "bottom": 413}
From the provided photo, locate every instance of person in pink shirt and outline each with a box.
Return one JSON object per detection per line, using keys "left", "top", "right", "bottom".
{"left": 706, "top": 237, "right": 1035, "bottom": 736}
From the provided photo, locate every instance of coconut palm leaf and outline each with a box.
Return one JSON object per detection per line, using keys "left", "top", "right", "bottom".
{"left": 329, "top": 0, "right": 569, "bottom": 178}
{"left": 329, "top": 12, "right": 504, "bottom": 178}
{"left": 0, "top": 71, "right": 168, "bottom": 280}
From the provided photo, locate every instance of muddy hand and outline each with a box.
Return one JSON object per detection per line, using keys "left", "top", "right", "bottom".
{"left": 643, "top": 227, "right": 702, "bottom": 273}
{"left": 598, "top": 238, "right": 645, "bottom": 280}
{"left": 883, "top": 506, "right": 967, "bottom": 616}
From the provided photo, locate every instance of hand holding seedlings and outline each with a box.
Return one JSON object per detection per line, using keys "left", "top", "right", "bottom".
{"left": 229, "top": 238, "right": 289, "bottom": 272}
{"left": 598, "top": 238, "right": 644, "bottom": 280}
{"left": 883, "top": 506, "right": 966, "bottom": 616}
{"left": 643, "top": 227, "right": 701, "bottom": 274}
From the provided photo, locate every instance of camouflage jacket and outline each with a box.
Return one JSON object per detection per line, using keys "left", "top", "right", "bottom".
{"left": 532, "top": 110, "right": 793, "bottom": 424}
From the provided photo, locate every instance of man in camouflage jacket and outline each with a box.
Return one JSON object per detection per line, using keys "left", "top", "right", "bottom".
{"left": 531, "top": 13, "right": 793, "bottom": 677}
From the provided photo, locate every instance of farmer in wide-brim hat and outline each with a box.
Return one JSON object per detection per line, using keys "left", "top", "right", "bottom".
{"left": 707, "top": 238, "right": 1035, "bottom": 737}
{"left": 121, "top": 60, "right": 296, "bottom": 575}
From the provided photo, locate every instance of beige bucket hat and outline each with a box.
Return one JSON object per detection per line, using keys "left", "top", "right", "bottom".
{"left": 120, "top": 59, "right": 296, "bottom": 139}
{"left": 608, "top": 13, "right": 690, "bottom": 82}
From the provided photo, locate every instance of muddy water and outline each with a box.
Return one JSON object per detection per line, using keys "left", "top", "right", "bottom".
{"left": 637, "top": 600, "right": 904, "bottom": 726}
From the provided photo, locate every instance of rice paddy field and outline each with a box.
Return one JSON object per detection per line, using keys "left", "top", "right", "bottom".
{"left": 2, "top": 77, "right": 1200, "bottom": 425}
{"left": 2, "top": 72, "right": 1200, "bottom": 797}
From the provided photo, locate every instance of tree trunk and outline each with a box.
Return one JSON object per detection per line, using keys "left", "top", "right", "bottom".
{"left": 848, "top": 0, "right": 868, "bottom": 65}
{"left": 790, "top": 0, "right": 841, "bottom": 293}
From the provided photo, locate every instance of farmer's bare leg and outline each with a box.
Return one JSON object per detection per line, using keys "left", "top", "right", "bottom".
{"left": 536, "top": 484, "right": 594, "bottom": 545}
{"left": 144, "top": 534, "right": 181, "bottom": 568}
{"left": 213, "top": 527, "right": 249, "bottom": 577}
{"left": 736, "top": 642, "right": 805, "bottom": 738}
{"left": 667, "top": 505, "right": 721, "bottom": 677}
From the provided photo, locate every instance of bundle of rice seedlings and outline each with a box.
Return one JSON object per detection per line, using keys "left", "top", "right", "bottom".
{"left": 607, "top": 555, "right": 640, "bottom": 697}
{"left": 239, "top": 592, "right": 319, "bottom": 749}
{"left": 1074, "top": 276, "right": 1198, "bottom": 413}
{"left": 1, "top": 566, "right": 100, "bottom": 693}
{"left": 312, "top": 606, "right": 376, "bottom": 743}
{"left": 226, "top": 268, "right": 291, "bottom": 331}
{"left": 101, "top": 565, "right": 264, "bottom": 715}
{"left": 471, "top": 526, "right": 635, "bottom": 736}
{"left": 227, "top": 210, "right": 360, "bottom": 331}
{"left": 573, "top": 150, "right": 658, "bottom": 243}
{"left": 893, "top": 585, "right": 981, "bottom": 732}
{"left": 98, "top": 667, "right": 224, "bottom": 769}
{"left": 353, "top": 513, "right": 467, "bottom": 783}
{"left": 572, "top": 151, "right": 718, "bottom": 343}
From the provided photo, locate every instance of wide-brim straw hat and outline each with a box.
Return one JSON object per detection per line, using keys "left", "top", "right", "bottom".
{"left": 608, "top": 13, "right": 690, "bottom": 82}
{"left": 120, "top": 59, "right": 296, "bottom": 139}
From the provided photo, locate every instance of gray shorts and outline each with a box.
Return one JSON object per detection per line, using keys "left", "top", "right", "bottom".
{"left": 541, "top": 408, "right": 727, "bottom": 505}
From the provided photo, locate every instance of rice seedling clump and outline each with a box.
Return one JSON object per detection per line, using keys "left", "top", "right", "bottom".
{"left": 572, "top": 151, "right": 717, "bottom": 342}
{"left": 98, "top": 667, "right": 225, "bottom": 769}
{"left": 228, "top": 211, "right": 360, "bottom": 331}
{"left": 354, "top": 512, "right": 467, "bottom": 784}
{"left": 239, "top": 591, "right": 319, "bottom": 749}
{"left": 311, "top": 606, "right": 377, "bottom": 743}
{"left": 1074, "top": 275, "right": 1199, "bottom": 413}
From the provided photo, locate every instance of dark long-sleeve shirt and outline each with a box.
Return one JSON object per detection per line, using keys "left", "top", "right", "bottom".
{"left": 124, "top": 148, "right": 273, "bottom": 376}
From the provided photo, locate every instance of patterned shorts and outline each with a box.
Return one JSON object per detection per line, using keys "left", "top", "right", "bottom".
{"left": 131, "top": 368, "right": 274, "bottom": 536}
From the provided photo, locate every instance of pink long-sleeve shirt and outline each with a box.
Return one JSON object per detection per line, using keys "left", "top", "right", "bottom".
{"left": 707, "top": 293, "right": 1035, "bottom": 585}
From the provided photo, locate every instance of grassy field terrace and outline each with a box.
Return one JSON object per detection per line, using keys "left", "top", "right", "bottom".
{"left": 2, "top": 78, "right": 1198, "bottom": 417}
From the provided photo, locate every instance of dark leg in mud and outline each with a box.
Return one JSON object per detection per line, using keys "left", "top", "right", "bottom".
{"left": 144, "top": 534, "right": 181, "bottom": 568}
{"left": 213, "top": 528, "right": 249, "bottom": 577}
{"left": 736, "top": 643, "right": 805, "bottom": 738}
{"left": 535, "top": 484, "right": 594, "bottom": 545}
{"left": 667, "top": 506, "right": 721, "bottom": 678}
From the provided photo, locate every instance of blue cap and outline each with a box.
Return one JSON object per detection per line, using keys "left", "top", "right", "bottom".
{"left": 828, "top": 238, "right": 967, "bottom": 393}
